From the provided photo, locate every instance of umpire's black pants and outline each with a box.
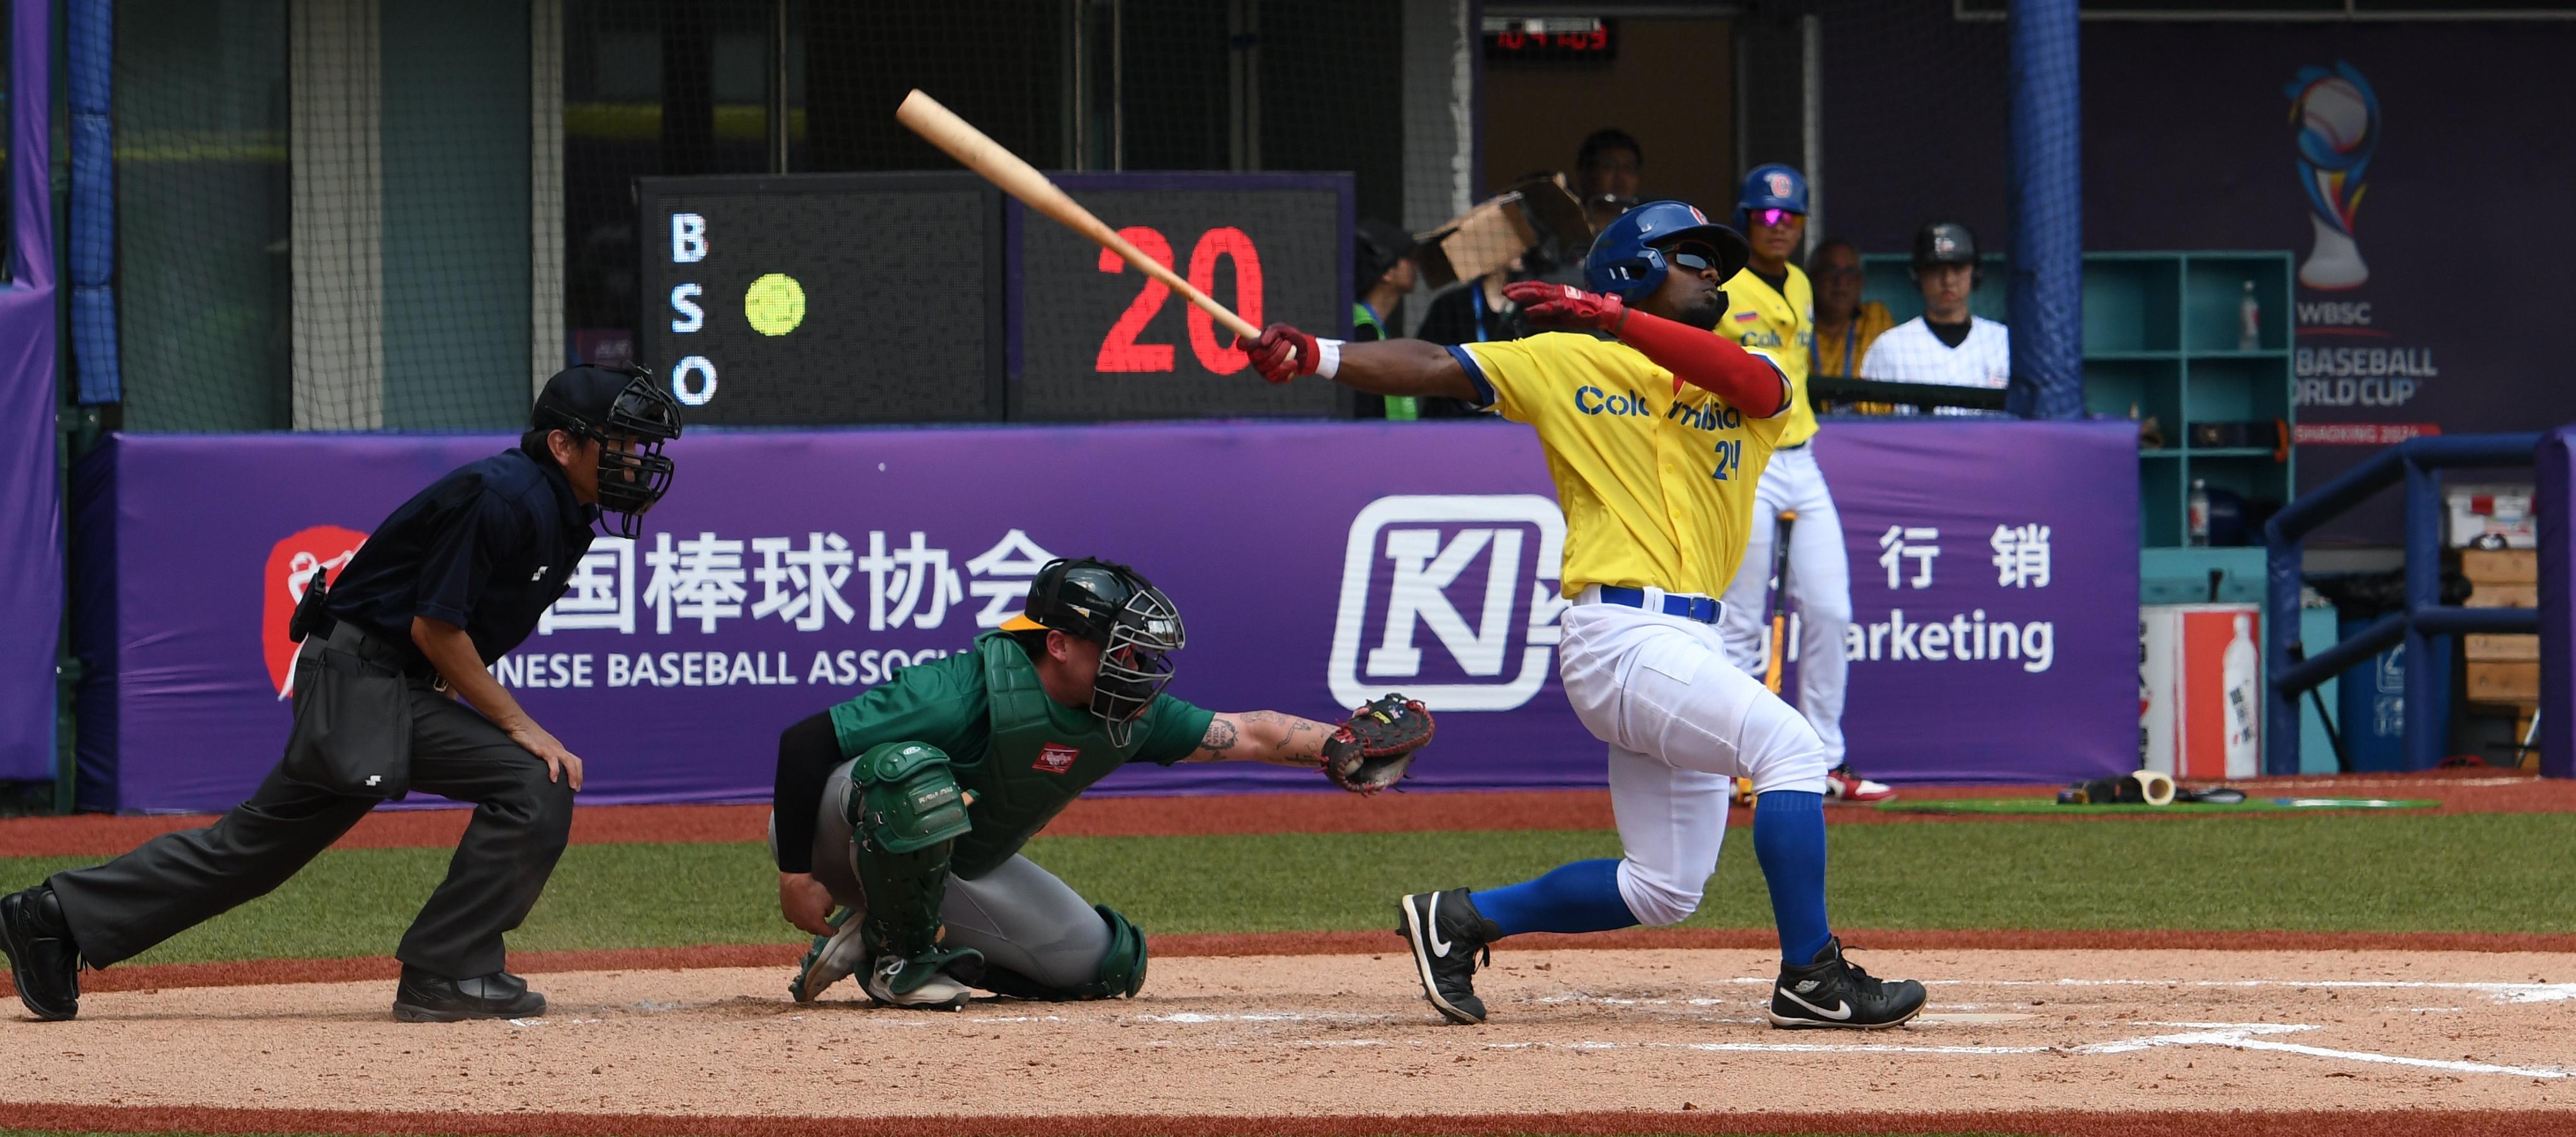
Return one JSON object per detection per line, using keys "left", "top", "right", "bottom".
{"left": 46, "top": 642, "right": 576, "bottom": 980}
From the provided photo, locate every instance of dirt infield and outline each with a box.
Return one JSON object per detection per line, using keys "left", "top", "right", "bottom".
{"left": 15, "top": 928, "right": 2576, "bottom": 1003}
{"left": 4, "top": 947, "right": 2570, "bottom": 1133}
{"left": 2, "top": 771, "right": 2562, "bottom": 857}
{"left": 6, "top": 1104, "right": 2572, "bottom": 1137}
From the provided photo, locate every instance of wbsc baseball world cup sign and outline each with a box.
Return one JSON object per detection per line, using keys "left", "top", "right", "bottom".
{"left": 73, "top": 421, "right": 2136, "bottom": 813}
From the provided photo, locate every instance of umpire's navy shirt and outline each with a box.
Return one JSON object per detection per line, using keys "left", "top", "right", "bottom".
{"left": 324, "top": 448, "right": 599, "bottom": 668}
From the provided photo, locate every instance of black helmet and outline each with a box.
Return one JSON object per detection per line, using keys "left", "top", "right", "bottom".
{"left": 1909, "top": 221, "right": 1982, "bottom": 286}
{"left": 531, "top": 363, "right": 684, "bottom": 539}
{"left": 1001, "top": 558, "right": 1184, "bottom": 744}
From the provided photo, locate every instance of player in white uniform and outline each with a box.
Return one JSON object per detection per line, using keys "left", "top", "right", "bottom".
{"left": 1711, "top": 166, "right": 1892, "bottom": 804}
{"left": 1860, "top": 222, "right": 2010, "bottom": 395}
{"left": 1245, "top": 201, "right": 1927, "bottom": 1032}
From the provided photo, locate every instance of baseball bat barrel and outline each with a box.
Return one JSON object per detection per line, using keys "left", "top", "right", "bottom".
{"left": 896, "top": 89, "right": 1264, "bottom": 344}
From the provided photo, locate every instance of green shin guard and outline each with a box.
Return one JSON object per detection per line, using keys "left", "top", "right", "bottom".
{"left": 977, "top": 905, "right": 1149, "bottom": 1002}
{"left": 848, "top": 742, "right": 979, "bottom": 996}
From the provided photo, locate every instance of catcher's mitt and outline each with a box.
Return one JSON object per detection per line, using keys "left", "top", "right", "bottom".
{"left": 1320, "top": 694, "right": 1434, "bottom": 794}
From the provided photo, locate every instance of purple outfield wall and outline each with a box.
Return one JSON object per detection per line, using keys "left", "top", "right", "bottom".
{"left": 71, "top": 419, "right": 2137, "bottom": 813}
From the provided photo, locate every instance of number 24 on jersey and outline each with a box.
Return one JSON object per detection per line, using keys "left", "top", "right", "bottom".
{"left": 1711, "top": 439, "right": 1742, "bottom": 481}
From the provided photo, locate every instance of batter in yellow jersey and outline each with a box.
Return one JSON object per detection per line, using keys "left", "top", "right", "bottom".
{"left": 1244, "top": 198, "right": 1929, "bottom": 1033}
{"left": 1455, "top": 332, "right": 1787, "bottom": 597}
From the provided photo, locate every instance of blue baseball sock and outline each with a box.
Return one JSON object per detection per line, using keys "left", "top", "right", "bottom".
{"left": 1472, "top": 859, "right": 1640, "bottom": 938}
{"left": 1752, "top": 789, "right": 1834, "bottom": 964}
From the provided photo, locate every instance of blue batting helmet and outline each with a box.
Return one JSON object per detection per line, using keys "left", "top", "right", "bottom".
{"left": 1735, "top": 164, "right": 1810, "bottom": 226}
{"left": 1584, "top": 201, "right": 1750, "bottom": 300}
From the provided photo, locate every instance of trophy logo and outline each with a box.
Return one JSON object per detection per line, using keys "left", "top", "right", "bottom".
{"left": 2284, "top": 62, "right": 2378, "bottom": 291}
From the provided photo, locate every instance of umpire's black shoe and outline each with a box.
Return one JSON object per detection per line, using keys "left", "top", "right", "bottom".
{"left": 1765, "top": 937, "right": 1926, "bottom": 1029}
{"left": 1397, "top": 888, "right": 1501, "bottom": 1025}
{"left": 392, "top": 965, "right": 548, "bottom": 1022}
{"left": 0, "top": 885, "right": 81, "bottom": 1021}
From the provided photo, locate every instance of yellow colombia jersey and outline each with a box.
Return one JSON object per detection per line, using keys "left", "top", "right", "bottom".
{"left": 1453, "top": 333, "right": 1790, "bottom": 598}
{"left": 1715, "top": 264, "right": 1819, "bottom": 448}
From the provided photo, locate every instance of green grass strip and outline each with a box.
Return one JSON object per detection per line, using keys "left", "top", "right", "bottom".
{"left": 1877, "top": 796, "right": 2438, "bottom": 815}
{"left": 0, "top": 812, "right": 2568, "bottom": 968}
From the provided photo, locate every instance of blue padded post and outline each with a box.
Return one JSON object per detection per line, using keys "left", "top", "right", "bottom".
{"left": 68, "top": 0, "right": 120, "bottom": 405}
{"left": 2006, "top": 0, "right": 2081, "bottom": 420}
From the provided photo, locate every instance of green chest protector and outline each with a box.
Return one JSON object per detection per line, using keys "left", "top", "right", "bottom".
{"left": 950, "top": 632, "right": 1150, "bottom": 880}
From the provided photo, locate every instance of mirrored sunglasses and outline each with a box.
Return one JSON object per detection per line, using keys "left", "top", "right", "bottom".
{"left": 1665, "top": 242, "right": 1725, "bottom": 273}
{"left": 1754, "top": 207, "right": 1803, "bottom": 228}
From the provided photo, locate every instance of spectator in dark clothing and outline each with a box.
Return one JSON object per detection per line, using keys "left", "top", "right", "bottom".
{"left": 1351, "top": 218, "right": 1424, "bottom": 419}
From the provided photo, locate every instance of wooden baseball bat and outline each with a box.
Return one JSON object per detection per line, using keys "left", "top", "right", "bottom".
{"left": 896, "top": 89, "right": 1264, "bottom": 344}
{"left": 1763, "top": 510, "right": 1799, "bottom": 695}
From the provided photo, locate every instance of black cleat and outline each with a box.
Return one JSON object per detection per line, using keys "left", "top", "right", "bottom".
{"left": 1766, "top": 937, "right": 1926, "bottom": 1029}
{"left": 392, "top": 966, "right": 548, "bottom": 1022}
{"left": 1397, "top": 888, "right": 1500, "bottom": 1025}
{"left": 0, "top": 885, "right": 81, "bottom": 1021}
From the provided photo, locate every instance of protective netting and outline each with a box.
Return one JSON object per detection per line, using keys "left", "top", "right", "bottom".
{"left": 108, "top": 0, "right": 291, "bottom": 431}
{"left": 90, "top": 0, "right": 2052, "bottom": 431}
{"left": 1810, "top": 1, "right": 2014, "bottom": 331}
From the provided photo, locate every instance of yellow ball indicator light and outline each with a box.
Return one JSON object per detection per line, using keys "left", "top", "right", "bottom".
{"left": 744, "top": 273, "right": 807, "bottom": 336}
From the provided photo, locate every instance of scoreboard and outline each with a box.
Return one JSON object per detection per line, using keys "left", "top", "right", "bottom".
{"left": 638, "top": 174, "right": 1004, "bottom": 425}
{"left": 638, "top": 172, "right": 1351, "bottom": 426}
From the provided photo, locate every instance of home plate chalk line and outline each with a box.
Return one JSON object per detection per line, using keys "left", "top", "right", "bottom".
{"left": 510, "top": 968, "right": 2575, "bottom": 1082}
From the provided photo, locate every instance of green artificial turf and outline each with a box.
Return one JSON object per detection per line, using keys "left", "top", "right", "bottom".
{"left": 1, "top": 812, "right": 2568, "bottom": 968}
{"left": 1877, "top": 796, "right": 2438, "bottom": 815}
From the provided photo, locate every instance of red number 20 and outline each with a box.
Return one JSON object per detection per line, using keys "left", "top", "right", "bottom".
{"left": 1094, "top": 227, "right": 1264, "bottom": 375}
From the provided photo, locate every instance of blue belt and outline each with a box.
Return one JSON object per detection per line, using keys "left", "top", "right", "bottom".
{"left": 1595, "top": 586, "right": 1724, "bottom": 624}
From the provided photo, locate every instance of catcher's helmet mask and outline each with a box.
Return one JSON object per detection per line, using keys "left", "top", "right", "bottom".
{"left": 1003, "top": 558, "right": 1186, "bottom": 745}
{"left": 531, "top": 363, "right": 684, "bottom": 540}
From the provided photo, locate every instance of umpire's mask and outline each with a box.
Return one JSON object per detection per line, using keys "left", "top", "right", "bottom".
{"left": 531, "top": 364, "right": 684, "bottom": 540}
{"left": 1001, "top": 558, "right": 1186, "bottom": 745}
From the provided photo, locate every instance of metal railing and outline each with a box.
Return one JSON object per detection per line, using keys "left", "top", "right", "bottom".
{"left": 2263, "top": 433, "right": 2543, "bottom": 774}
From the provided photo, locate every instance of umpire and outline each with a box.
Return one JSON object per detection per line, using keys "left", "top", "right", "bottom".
{"left": 0, "top": 364, "right": 681, "bottom": 1023}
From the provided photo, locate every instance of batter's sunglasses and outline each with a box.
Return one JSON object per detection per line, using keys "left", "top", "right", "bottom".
{"left": 1664, "top": 242, "right": 1727, "bottom": 274}
{"left": 1752, "top": 208, "right": 1803, "bottom": 229}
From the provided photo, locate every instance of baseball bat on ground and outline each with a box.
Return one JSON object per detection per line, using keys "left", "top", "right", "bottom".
{"left": 896, "top": 89, "right": 1264, "bottom": 346}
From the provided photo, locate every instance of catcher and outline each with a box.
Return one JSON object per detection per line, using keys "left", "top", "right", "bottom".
{"left": 768, "top": 557, "right": 1433, "bottom": 1009}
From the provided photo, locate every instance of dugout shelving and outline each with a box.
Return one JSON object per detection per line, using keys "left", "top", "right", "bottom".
{"left": 1857, "top": 249, "right": 2297, "bottom": 603}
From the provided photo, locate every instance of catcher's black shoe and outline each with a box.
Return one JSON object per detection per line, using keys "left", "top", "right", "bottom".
{"left": 0, "top": 885, "right": 81, "bottom": 1021}
{"left": 1397, "top": 888, "right": 1500, "bottom": 1025}
{"left": 392, "top": 965, "right": 548, "bottom": 1022}
{"left": 1765, "top": 937, "right": 1926, "bottom": 1029}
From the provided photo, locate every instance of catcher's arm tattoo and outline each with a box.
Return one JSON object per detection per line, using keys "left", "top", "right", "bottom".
{"left": 1186, "top": 710, "right": 1334, "bottom": 766}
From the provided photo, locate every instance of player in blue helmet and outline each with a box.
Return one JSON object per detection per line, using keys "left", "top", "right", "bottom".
{"left": 1243, "top": 198, "right": 1928, "bottom": 1032}
{"left": 1584, "top": 200, "right": 1751, "bottom": 305}
{"left": 1735, "top": 162, "right": 1809, "bottom": 230}
{"left": 1715, "top": 163, "right": 1899, "bottom": 807}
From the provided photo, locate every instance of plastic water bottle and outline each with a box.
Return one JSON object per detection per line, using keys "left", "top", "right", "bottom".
{"left": 2238, "top": 281, "right": 2261, "bottom": 351}
{"left": 2221, "top": 614, "right": 2260, "bottom": 777}
{"left": 2189, "top": 479, "right": 2211, "bottom": 546}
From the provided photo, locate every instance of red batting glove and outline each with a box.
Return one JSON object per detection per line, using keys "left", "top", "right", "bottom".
{"left": 1248, "top": 323, "right": 1317, "bottom": 385}
{"left": 1502, "top": 280, "right": 1628, "bottom": 333}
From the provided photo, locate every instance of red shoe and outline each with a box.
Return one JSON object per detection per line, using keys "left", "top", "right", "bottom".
{"left": 1824, "top": 766, "right": 1895, "bottom": 803}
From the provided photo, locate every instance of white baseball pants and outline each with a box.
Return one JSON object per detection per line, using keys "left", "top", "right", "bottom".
{"left": 1718, "top": 446, "right": 1853, "bottom": 764}
{"left": 1557, "top": 596, "right": 1832, "bottom": 927}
